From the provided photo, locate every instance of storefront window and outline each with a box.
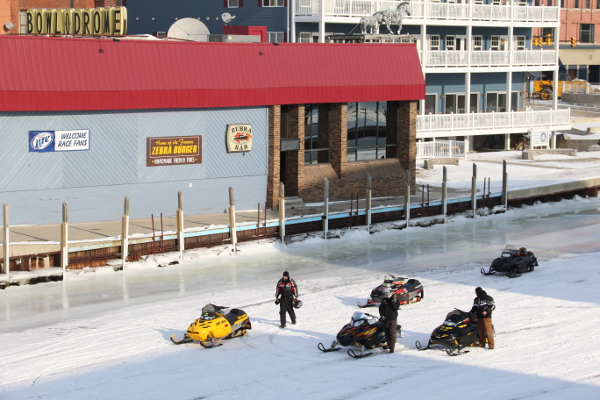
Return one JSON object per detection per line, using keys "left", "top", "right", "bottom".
{"left": 347, "top": 101, "right": 395, "bottom": 162}
{"left": 304, "top": 104, "right": 330, "bottom": 164}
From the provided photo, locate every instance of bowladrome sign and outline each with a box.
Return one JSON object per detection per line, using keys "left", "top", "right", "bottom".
{"left": 27, "top": 7, "right": 127, "bottom": 36}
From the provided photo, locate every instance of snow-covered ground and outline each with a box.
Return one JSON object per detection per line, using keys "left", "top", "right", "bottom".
{"left": 417, "top": 150, "right": 600, "bottom": 192}
{"left": 2, "top": 195, "right": 600, "bottom": 400}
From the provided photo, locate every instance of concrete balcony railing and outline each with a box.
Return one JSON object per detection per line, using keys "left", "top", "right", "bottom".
{"left": 416, "top": 109, "right": 571, "bottom": 139}
{"left": 295, "top": 0, "right": 560, "bottom": 23}
{"left": 421, "top": 49, "right": 557, "bottom": 68}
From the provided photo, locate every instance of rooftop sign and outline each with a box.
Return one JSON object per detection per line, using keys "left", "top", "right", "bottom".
{"left": 27, "top": 7, "right": 127, "bottom": 36}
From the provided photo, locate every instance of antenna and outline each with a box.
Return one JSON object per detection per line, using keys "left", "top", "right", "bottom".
{"left": 221, "top": 13, "right": 236, "bottom": 24}
{"left": 167, "top": 18, "right": 210, "bottom": 41}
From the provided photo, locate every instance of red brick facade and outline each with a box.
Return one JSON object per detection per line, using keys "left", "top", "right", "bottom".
{"left": 267, "top": 101, "right": 418, "bottom": 208}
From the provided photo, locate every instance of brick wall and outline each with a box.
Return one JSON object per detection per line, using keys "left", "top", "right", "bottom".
{"left": 267, "top": 100, "right": 417, "bottom": 208}
{"left": 266, "top": 105, "right": 281, "bottom": 208}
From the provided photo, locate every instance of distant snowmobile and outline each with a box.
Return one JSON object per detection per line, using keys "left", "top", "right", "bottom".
{"left": 170, "top": 304, "right": 252, "bottom": 348}
{"left": 415, "top": 309, "right": 480, "bottom": 356}
{"left": 481, "top": 245, "right": 538, "bottom": 278}
{"left": 358, "top": 274, "right": 424, "bottom": 308}
{"left": 317, "top": 311, "right": 400, "bottom": 359}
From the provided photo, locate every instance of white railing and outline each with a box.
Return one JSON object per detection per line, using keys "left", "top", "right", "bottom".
{"left": 417, "top": 109, "right": 571, "bottom": 138}
{"left": 417, "top": 140, "right": 466, "bottom": 159}
{"left": 295, "top": 0, "right": 560, "bottom": 23}
{"left": 420, "top": 49, "right": 556, "bottom": 68}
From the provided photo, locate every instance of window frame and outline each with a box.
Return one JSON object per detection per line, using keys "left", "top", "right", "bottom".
{"left": 347, "top": 101, "right": 396, "bottom": 162}
{"left": 430, "top": 35, "right": 440, "bottom": 51}
{"left": 267, "top": 31, "right": 284, "bottom": 43}
{"left": 304, "top": 104, "right": 330, "bottom": 165}
{"left": 580, "top": 24, "right": 594, "bottom": 43}
{"left": 446, "top": 35, "right": 455, "bottom": 50}
{"left": 262, "top": 0, "right": 285, "bottom": 6}
{"left": 473, "top": 35, "right": 483, "bottom": 51}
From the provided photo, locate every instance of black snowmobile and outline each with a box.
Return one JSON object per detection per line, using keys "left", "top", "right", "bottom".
{"left": 358, "top": 274, "right": 424, "bottom": 308}
{"left": 317, "top": 311, "right": 400, "bottom": 359}
{"left": 415, "top": 309, "right": 479, "bottom": 356}
{"left": 481, "top": 245, "right": 538, "bottom": 278}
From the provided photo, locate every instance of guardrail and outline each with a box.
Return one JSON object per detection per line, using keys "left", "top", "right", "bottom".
{"left": 416, "top": 140, "right": 466, "bottom": 159}
{"left": 417, "top": 109, "right": 571, "bottom": 138}
{"left": 295, "top": 0, "right": 559, "bottom": 23}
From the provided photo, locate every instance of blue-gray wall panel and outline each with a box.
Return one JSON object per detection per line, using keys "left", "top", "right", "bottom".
{"left": 204, "top": 108, "right": 268, "bottom": 179}
{"left": 63, "top": 112, "right": 138, "bottom": 188}
{"left": 0, "top": 113, "right": 63, "bottom": 191}
{"left": 0, "top": 175, "right": 266, "bottom": 225}
{"left": 0, "top": 107, "right": 269, "bottom": 225}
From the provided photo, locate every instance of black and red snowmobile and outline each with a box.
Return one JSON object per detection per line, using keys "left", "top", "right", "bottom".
{"left": 358, "top": 274, "right": 424, "bottom": 308}
{"left": 317, "top": 311, "right": 400, "bottom": 359}
{"left": 481, "top": 245, "right": 538, "bottom": 278}
{"left": 415, "top": 309, "right": 480, "bottom": 356}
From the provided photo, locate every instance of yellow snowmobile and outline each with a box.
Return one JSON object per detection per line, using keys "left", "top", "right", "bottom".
{"left": 170, "top": 304, "right": 252, "bottom": 348}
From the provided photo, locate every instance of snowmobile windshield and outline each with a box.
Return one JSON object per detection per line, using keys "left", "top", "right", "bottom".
{"left": 351, "top": 312, "right": 367, "bottom": 326}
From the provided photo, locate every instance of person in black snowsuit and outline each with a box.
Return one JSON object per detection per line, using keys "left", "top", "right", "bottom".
{"left": 470, "top": 287, "right": 495, "bottom": 349}
{"left": 379, "top": 289, "right": 400, "bottom": 353}
{"left": 275, "top": 271, "right": 299, "bottom": 329}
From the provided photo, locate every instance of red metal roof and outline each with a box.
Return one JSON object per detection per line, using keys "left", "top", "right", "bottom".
{"left": 0, "top": 36, "right": 424, "bottom": 112}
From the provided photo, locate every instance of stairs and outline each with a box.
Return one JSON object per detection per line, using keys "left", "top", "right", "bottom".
{"left": 284, "top": 196, "right": 304, "bottom": 210}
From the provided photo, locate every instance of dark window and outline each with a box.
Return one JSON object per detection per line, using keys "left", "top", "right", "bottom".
{"left": 304, "top": 105, "right": 330, "bottom": 165}
{"left": 547, "top": 0, "right": 553, "bottom": 5}
{"left": 347, "top": 102, "right": 396, "bottom": 162}
{"left": 586, "top": 0, "right": 591, "bottom": 8}
{"left": 580, "top": 24, "right": 594, "bottom": 43}
{"left": 575, "top": 0, "right": 579, "bottom": 8}
{"left": 281, "top": 105, "right": 290, "bottom": 139}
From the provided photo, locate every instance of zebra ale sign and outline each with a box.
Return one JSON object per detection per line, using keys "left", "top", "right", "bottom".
{"left": 226, "top": 124, "right": 253, "bottom": 152}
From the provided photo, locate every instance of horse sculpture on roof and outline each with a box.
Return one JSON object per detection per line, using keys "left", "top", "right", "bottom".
{"left": 360, "top": 2, "right": 411, "bottom": 35}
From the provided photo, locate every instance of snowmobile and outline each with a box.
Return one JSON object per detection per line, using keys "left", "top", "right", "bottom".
{"left": 317, "top": 311, "right": 400, "bottom": 359}
{"left": 415, "top": 309, "right": 479, "bottom": 356}
{"left": 358, "top": 274, "right": 424, "bottom": 308}
{"left": 170, "top": 304, "right": 252, "bottom": 348}
{"left": 481, "top": 245, "right": 538, "bottom": 278}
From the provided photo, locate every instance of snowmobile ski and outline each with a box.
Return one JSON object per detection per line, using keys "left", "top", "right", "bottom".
{"left": 170, "top": 335, "right": 193, "bottom": 345}
{"left": 446, "top": 348, "right": 470, "bottom": 356}
{"left": 347, "top": 348, "right": 374, "bottom": 359}
{"left": 357, "top": 300, "right": 378, "bottom": 308}
{"left": 415, "top": 340, "right": 430, "bottom": 351}
{"left": 317, "top": 342, "right": 342, "bottom": 352}
{"left": 480, "top": 267, "right": 495, "bottom": 276}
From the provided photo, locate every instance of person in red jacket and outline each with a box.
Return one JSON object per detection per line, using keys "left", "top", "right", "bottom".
{"left": 275, "top": 271, "right": 299, "bottom": 329}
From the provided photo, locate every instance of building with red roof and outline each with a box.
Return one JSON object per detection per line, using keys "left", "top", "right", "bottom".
{"left": 0, "top": 35, "right": 424, "bottom": 224}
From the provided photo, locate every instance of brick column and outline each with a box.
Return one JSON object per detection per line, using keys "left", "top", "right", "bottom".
{"left": 397, "top": 100, "right": 417, "bottom": 187}
{"left": 329, "top": 103, "right": 347, "bottom": 177}
{"left": 266, "top": 105, "right": 281, "bottom": 209}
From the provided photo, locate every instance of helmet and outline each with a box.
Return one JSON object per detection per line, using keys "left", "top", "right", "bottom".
{"left": 293, "top": 298, "right": 303, "bottom": 309}
{"left": 382, "top": 288, "right": 393, "bottom": 299}
{"left": 519, "top": 247, "right": 527, "bottom": 253}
